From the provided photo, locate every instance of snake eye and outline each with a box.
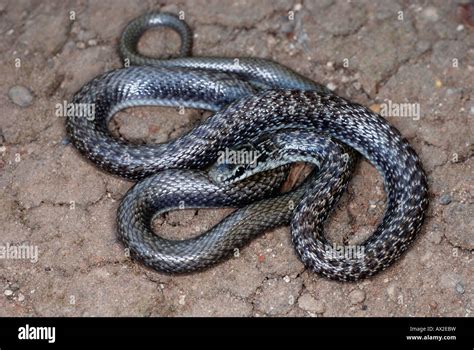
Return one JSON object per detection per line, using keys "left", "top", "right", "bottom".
{"left": 232, "top": 166, "right": 246, "bottom": 180}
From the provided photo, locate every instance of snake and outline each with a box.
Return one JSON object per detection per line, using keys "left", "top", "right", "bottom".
{"left": 118, "top": 130, "right": 356, "bottom": 275}
{"left": 66, "top": 12, "right": 429, "bottom": 281}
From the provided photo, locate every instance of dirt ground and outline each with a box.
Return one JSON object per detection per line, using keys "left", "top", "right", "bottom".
{"left": 0, "top": 0, "right": 472, "bottom": 317}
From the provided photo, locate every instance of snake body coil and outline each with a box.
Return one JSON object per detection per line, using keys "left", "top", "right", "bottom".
{"left": 66, "top": 12, "right": 428, "bottom": 281}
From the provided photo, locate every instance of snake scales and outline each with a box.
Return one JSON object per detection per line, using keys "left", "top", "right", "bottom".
{"left": 66, "top": 12, "right": 428, "bottom": 281}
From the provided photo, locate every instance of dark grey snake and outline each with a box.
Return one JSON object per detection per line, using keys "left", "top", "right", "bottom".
{"left": 66, "top": 12, "right": 429, "bottom": 281}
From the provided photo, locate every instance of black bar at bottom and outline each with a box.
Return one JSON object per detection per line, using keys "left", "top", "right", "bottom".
{"left": 0, "top": 317, "right": 471, "bottom": 347}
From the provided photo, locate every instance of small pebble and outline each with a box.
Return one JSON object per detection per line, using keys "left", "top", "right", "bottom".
{"left": 9, "top": 283, "right": 20, "bottom": 292}
{"left": 439, "top": 193, "right": 452, "bottom": 205}
{"left": 349, "top": 289, "right": 366, "bottom": 305}
{"left": 386, "top": 283, "right": 400, "bottom": 301}
{"left": 4, "top": 289, "right": 13, "bottom": 296}
{"left": 76, "top": 41, "right": 86, "bottom": 49}
{"left": 370, "top": 104, "right": 381, "bottom": 114}
{"left": 87, "top": 39, "right": 97, "bottom": 46}
{"left": 326, "top": 82, "right": 337, "bottom": 91}
{"left": 446, "top": 88, "right": 457, "bottom": 96}
{"left": 267, "top": 36, "right": 276, "bottom": 47}
{"left": 283, "top": 275, "right": 291, "bottom": 283}
{"left": 422, "top": 6, "right": 439, "bottom": 22}
{"left": 428, "top": 231, "right": 443, "bottom": 245}
{"left": 18, "top": 293, "right": 25, "bottom": 302}
{"left": 455, "top": 282, "right": 465, "bottom": 295}
{"left": 8, "top": 85, "right": 33, "bottom": 107}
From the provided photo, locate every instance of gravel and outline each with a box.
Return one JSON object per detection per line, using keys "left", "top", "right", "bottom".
{"left": 439, "top": 193, "right": 452, "bottom": 205}
{"left": 8, "top": 85, "right": 34, "bottom": 107}
{"left": 349, "top": 289, "right": 366, "bottom": 305}
{"left": 455, "top": 282, "right": 465, "bottom": 295}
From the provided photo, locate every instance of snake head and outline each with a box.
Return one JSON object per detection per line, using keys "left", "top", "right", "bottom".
{"left": 209, "top": 142, "right": 265, "bottom": 185}
{"left": 209, "top": 133, "right": 281, "bottom": 185}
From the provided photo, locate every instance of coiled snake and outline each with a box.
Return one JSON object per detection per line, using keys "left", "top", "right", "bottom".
{"left": 66, "top": 12, "right": 428, "bottom": 281}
